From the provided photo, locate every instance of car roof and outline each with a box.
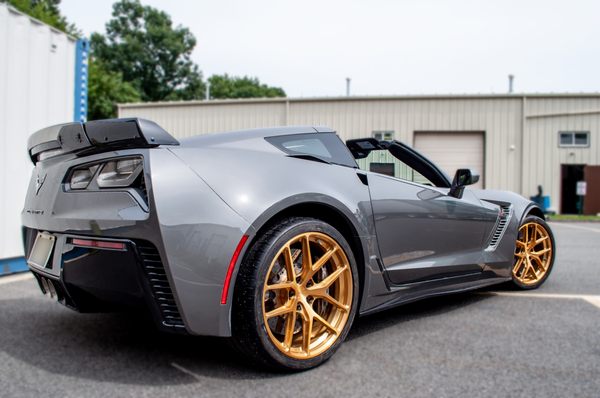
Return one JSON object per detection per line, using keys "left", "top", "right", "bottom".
{"left": 179, "top": 125, "right": 335, "bottom": 147}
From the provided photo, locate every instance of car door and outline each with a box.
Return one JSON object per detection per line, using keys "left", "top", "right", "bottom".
{"left": 368, "top": 173, "right": 498, "bottom": 285}
{"left": 354, "top": 141, "right": 498, "bottom": 285}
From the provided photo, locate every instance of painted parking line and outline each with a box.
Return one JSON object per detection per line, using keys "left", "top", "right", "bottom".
{"left": 0, "top": 273, "right": 33, "bottom": 286}
{"left": 171, "top": 362, "right": 203, "bottom": 382}
{"left": 483, "top": 291, "right": 600, "bottom": 309}
{"left": 549, "top": 223, "right": 600, "bottom": 233}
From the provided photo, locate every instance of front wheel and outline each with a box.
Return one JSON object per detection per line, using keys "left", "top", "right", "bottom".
{"left": 511, "top": 215, "right": 555, "bottom": 289}
{"left": 232, "top": 217, "right": 359, "bottom": 371}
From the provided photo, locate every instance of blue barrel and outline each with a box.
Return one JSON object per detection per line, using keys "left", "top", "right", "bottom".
{"left": 530, "top": 195, "right": 550, "bottom": 213}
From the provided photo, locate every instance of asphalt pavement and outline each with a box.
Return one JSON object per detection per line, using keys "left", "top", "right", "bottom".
{"left": 0, "top": 222, "right": 598, "bottom": 398}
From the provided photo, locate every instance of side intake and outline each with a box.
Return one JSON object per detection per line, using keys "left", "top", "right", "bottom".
{"left": 27, "top": 118, "right": 179, "bottom": 164}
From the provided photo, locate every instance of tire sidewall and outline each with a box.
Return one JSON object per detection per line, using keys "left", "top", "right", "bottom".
{"left": 512, "top": 215, "right": 556, "bottom": 290}
{"left": 250, "top": 218, "right": 359, "bottom": 370}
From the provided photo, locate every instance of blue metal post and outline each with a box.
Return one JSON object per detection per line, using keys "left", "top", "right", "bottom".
{"left": 74, "top": 38, "right": 89, "bottom": 123}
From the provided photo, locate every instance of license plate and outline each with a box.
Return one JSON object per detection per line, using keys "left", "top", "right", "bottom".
{"left": 27, "top": 232, "right": 56, "bottom": 269}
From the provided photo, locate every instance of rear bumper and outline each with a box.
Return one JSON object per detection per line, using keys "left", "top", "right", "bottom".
{"left": 24, "top": 228, "right": 186, "bottom": 333}
{"left": 21, "top": 148, "right": 252, "bottom": 337}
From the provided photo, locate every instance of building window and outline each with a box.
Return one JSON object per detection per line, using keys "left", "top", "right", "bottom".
{"left": 369, "top": 162, "right": 395, "bottom": 177}
{"left": 559, "top": 131, "right": 590, "bottom": 147}
{"left": 372, "top": 130, "right": 394, "bottom": 141}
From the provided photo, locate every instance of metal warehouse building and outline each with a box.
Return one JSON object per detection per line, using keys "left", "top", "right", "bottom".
{"left": 119, "top": 94, "right": 600, "bottom": 215}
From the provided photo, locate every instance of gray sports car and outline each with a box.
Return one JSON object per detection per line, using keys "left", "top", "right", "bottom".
{"left": 22, "top": 118, "right": 555, "bottom": 370}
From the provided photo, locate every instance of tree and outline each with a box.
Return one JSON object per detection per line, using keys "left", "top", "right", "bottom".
{"left": 208, "top": 74, "right": 286, "bottom": 99}
{"left": 91, "top": 0, "right": 205, "bottom": 102}
{"left": 2, "top": 0, "right": 80, "bottom": 36}
{"left": 87, "top": 59, "right": 140, "bottom": 120}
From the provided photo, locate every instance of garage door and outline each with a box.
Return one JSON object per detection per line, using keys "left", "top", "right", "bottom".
{"left": 414, "top": 132, "right": 484, "bottom": 189}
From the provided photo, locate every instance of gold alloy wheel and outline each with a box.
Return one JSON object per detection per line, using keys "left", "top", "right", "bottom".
{"left": 262, "top": 232, "right": 353, "bottom": 359}
{"left": 513, "top": 222, "right": 553, "bottom": 285}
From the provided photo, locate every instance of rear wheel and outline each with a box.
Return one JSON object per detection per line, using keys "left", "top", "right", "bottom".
{"left": 232, "top": 217, "right": 359, "bottom": 371}
{"left": 511, "top": 215, "right": 555, "bottom": 289}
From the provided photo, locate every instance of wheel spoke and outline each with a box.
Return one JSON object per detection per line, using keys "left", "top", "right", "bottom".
{"left": 533, "top": 235, "right": 549, "bottom": 246}
{"left": 300, "top": 235, "right": 312, "bottom": 283}
{"left": 265, "top": 281, "right": 295, "bottom": 291}
{"left": 318, "top": 293, "right": 349, "bottom": 312}
{"left": 283, "top": 246, "right": 296, "bottom": 281}
{"left": 529, "top": 254, "right": 546, "bottom": 273}
{"left": 529, "top": 225, "right": 538, "bottom": 245}
{"left": 530, "top": 247, "right": 551, "bottom": 257}
{"left": 312, "top": 247, "right": 337, "bottom": 272}
{"left": 313, "top": 311, "right": 338, "bottom": 335}
{"left": 266, "top": 302, "right": 294, "bottom": 319}
{"left": 308, "top": 265, "right": 348, "bottom": 293}
{"left": 513, "top": 256, "right": 525, "bottom": 275}
{"left": 301, "top": 309, "right": 313, "bottom": 354}
{"left": 283, "top": 309, "right": 297, "bottom": 349}
{"left": 524, "top": 259, "right": 538, "bottom": 281}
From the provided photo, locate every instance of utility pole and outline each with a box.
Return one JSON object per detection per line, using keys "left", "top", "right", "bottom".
{"left": 206, "top": 80, "right": 211, "bottom": 100}
{"left": 508, "top": 74, "right": 514, "bottom": 94}
{"left": 346, "top": 77, "right": 351, "bottom": 97}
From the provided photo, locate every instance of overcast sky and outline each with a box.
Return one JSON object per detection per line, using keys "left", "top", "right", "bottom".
{"left": 60, "top": 0, "right": 600, "bottom": 98}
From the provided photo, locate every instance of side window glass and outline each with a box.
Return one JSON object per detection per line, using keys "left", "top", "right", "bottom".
{"left": 281, "top": 138, "right": 331, "bottom": 158}
{"left": 357, "top": 149, "right": 433, "bottom": 185}
{"left": 266, "top": 133, "right": 357, "bottom": 168}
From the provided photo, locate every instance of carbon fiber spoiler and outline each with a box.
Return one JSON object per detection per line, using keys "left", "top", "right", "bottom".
{"left": 27, "top": 118, "right": 179, "bottom": 163}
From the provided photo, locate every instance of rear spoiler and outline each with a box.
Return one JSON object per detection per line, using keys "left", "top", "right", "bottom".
{"left": 27, "top": 118, "right": 179, "bottom": 164}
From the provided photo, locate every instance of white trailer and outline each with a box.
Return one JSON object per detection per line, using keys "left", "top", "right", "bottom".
{"left": 0, "top": 4, "right": 87, "bottom": 274}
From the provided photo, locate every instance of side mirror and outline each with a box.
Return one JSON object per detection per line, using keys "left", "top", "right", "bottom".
{"left": 449, "top": 169, "right": 480, "bottom": 199}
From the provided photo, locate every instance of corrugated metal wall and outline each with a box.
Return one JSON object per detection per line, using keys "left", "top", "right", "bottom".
{"left": 119, "top": 95, "right": 600, "bottom": 213}
{"left": 0, "top": 4, "right": 76, "bottom": 259}
{"left": 523, "top": 97, "right": 600, "bottom": 211}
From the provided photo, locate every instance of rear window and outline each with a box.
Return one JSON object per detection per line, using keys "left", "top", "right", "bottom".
{"left": 266, "top": 133, "right": 357, "bottom": 168}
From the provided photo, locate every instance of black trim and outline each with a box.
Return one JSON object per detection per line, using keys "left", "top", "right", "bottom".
{"left": 135, "top": 241, "right": 185, "bottom": 329}
{"left": 28, "top": 118, "right": 179, "bottom": 164}
{"left": 388, "top": 141, "right": 451, "bottom": 188}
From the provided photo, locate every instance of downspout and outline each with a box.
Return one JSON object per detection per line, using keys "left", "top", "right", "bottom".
{"left": 285, "top": 99, "right": 290, "bottom": 126}
{"left": 520, "top": 95, "right": 527, "bottom": 195}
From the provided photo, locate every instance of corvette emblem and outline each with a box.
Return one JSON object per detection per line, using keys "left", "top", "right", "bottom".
{"left": 35, "top": 173, "right": 46, "bottom": 195}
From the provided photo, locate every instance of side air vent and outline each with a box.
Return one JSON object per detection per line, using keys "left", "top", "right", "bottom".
{"left": 137, "top": 242, "right": 185, "bottom": 328}
{"left": 487, "top": 205, "right": 512, "bottom": 249}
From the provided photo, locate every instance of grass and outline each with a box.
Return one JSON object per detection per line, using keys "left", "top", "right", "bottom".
{"left": 547, "top": 214, "right": 600, "bottom": 222}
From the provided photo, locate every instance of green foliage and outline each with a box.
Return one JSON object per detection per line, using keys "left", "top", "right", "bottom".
{"left": 91, "top": 0, "right": 205, "bottom": 102}
{"left": 7, "top": 0, "right": 287, "bottom": 120}
{"left": 208, "top": 74, "right": 286, "bottom": 99}
{"left": 3, "top": 0, "right": 80, "bottom": 36}
{"left": 87, "top": 59, "right": 140, "bottom": 120}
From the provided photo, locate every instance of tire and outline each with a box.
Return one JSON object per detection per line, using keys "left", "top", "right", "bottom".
{"left": 231, "top": 217, "right": 359, "bottom": 371}
{"left": 510, "top": 215, "right": 556, "bottom": 290}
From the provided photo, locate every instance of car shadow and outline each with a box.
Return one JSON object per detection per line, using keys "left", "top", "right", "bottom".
{"left": 0, "top": 291, "right": 490, "bottom": 384}
{"left": 348, "top": 292, "right": 489, "bottom": 341}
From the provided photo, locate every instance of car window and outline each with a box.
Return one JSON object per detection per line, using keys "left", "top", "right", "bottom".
{"left": 266, "top": 133, "right": 358, "bottom": 168}
{"left": 281, "top": 138, "right": 331, "bottom": 158}
{"left": 356, "top": 149, "right": 434, "bottom": 185}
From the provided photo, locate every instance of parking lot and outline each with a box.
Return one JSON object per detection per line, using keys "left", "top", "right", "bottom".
{"left": 0, "top": 222, "right": 598, "bottom": 398}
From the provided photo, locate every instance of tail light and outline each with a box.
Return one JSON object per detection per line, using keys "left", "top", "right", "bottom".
{"left": 68, "top": 157, "right": 143, "bottom": 190}
{"left": 69, "top": 165, "right": 99, "bottom": 190}
{"left": 97, "top": 158, "right": 143, "bottom": 188}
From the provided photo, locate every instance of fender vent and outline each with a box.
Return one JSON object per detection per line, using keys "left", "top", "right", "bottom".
{"left": 487, "top": 205, "right": 512, "bottom": 249}
{"left": 137, "top": 242, "right": 185, "bottom": 328}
